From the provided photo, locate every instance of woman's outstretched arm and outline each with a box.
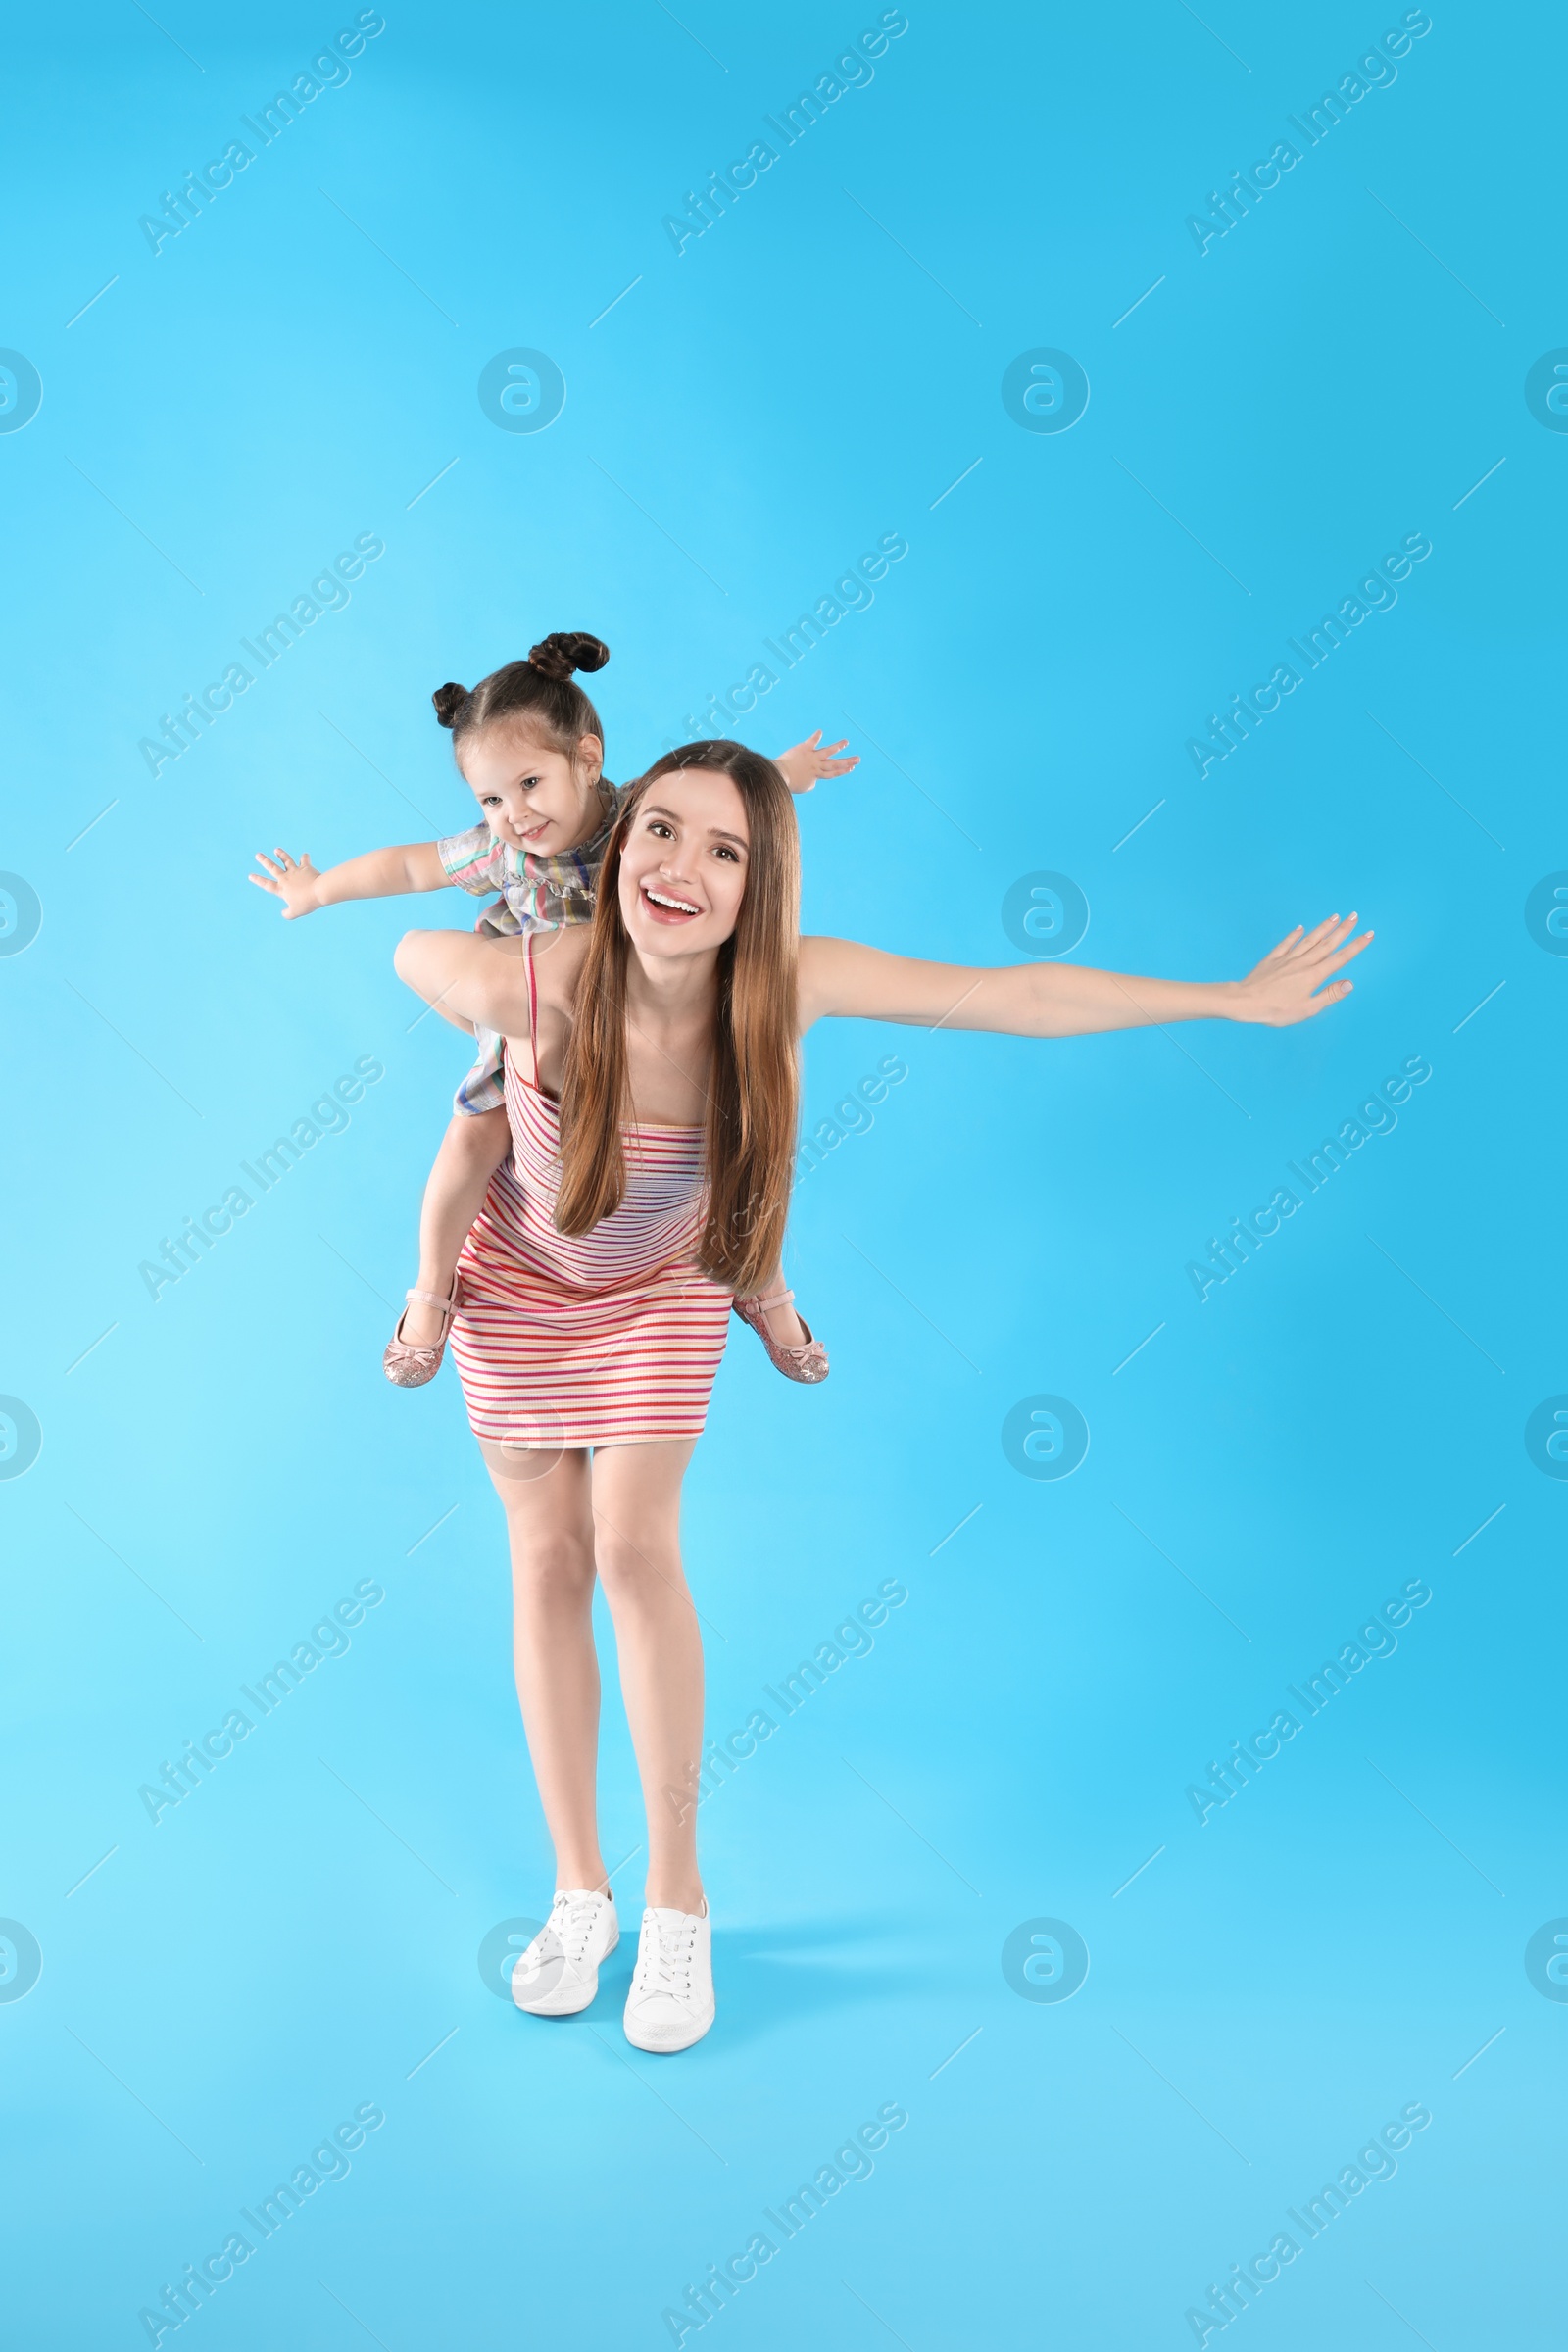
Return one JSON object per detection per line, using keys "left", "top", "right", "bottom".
{"left": 394, "top": 925, "right": 533, "bottom": 1035}
{"left": 798, "top": 914, "right": 1373, "bottom": 1036}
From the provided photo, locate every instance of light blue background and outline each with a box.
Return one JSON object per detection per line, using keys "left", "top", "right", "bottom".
{"left": 2, "top": 3, "right": 1561, "bottom": 2345}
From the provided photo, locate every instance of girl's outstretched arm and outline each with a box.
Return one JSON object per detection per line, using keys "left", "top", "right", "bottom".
{"left": 798, "top": 915, "right": 1373, "bottom": 1036}
{"left": 250, "top": 841, "right": 448, "bottom": 918}
{"left": 773, "top": 732, "right": 859, "bottom": 793}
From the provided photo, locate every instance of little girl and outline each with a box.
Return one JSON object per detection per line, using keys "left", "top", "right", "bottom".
{"left": 249, "top": 632, "right": 855, "bottom": 1384}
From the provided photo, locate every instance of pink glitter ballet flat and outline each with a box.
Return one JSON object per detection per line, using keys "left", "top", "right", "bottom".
{"left": 382, "top": 1281, "right": 460, "bottom": 1388}
{"left": 732, "top": 1287, "right": 829, "bottom": 1384}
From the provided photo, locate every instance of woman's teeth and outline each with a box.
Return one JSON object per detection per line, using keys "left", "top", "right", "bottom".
{"left": 644, "top": 886, "right": 699, "bottom": 916}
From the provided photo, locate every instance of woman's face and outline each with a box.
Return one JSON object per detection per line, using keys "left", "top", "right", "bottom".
{"left": 459, "top": 723, "right": 603, "bottom": 857}
{"left": 618, "top": 767, "right": 750, "bottom": 958}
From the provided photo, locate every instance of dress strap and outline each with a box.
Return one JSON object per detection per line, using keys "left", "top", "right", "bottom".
{"left": 523, "top": 929, "right": 540, "bottom": 1063}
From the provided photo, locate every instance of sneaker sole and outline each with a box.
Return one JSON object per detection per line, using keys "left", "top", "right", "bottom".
{"left": 513, "top": 1932, "right": 618, "bottom": 2016}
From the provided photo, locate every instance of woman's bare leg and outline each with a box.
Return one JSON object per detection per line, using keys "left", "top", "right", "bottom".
{"left": 483, "top": 1443, "right": 608, "bottom": 1893}
{"left": 589, "top": 1439, "right": 706, "bottom": 1913}
{"left": 402, "top": 1108, "right": 512, "bottom": 1345}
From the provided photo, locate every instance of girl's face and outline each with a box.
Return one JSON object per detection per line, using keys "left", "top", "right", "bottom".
{"left": 459, "top": 724, "right": 604, "bottom": 857}
{"left": 618, "top": 768, "right": 750, "bottom": 959}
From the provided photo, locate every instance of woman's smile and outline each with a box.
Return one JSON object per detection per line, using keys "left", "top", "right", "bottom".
{"left": 640, "top": 879, "right": 703, "bottom": 923}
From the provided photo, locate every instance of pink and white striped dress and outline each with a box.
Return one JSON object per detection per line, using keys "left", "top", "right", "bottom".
{"left": 449, "top": 938, "right": 733, "bottom": 1448}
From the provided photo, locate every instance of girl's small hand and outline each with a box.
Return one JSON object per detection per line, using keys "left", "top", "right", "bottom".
{"left": 774, "top": 731, "right": 860, "bottom": 794}
{"left": 249, "top": 847, "right": 323, "bottom": 918}
{"left": 1228, "top": 913, "right": 1374, "bottom": 1025}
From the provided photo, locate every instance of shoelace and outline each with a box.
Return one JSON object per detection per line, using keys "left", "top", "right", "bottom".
{"left": 638, "top": 1915, "right": 699, "bottom": 1999}
{"left": 549, "top": 1895, "right": 604, "bottom": 1965}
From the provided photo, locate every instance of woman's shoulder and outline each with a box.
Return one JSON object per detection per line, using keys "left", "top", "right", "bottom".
{"left": 797, "top": 933, "right": 864, "bottom": 985}
{"left": 796, "top": 933, "right": 853, "bottom": 1031}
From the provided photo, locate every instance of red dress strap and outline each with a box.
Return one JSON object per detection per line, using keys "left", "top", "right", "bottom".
{"left": 523, "top": 929, "right": 539, "bottom": 1063}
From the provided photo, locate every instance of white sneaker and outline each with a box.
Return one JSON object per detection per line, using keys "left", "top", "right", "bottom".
{"left": 623, "top": 1903, "right": 714, "bottom": 2052}
{"left": 511, "top": 1888, "right": 618, "bottom": 2016}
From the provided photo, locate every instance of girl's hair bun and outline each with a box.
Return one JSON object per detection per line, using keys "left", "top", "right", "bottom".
{"left": 435, "top": 640, "right": 609, "bottom": 752}
{"left": 527, "top": 632, "right": 610, "bottom": 682}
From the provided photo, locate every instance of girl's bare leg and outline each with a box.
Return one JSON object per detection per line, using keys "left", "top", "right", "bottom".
{"left": 739, "top": 1254, "right": 807, "bottom": 1348}
{"left": 589, "top": 1439, "right": 706, "bottom": 1913}
{"left": 483, "top": 1444, "right": 609, "bottom": 1893}
{"left": 401, "top": 1107, "right": 511, "bottom": 1346}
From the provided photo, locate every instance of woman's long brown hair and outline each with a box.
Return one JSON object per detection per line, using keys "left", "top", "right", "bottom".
{"left": 553, "top": 742, "right": 800, "bottom": 1296}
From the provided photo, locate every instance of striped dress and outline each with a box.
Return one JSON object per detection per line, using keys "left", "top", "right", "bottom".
{"left": 449, "top": 939, "right": 732, "bottom": 1448}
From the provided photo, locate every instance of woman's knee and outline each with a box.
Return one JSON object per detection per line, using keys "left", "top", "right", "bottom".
{"left": 594, "top": 1526, "right": 685, "bottom": 1606}
{"left": 510, "top": 1527, "right": 596, "bottom": 1601}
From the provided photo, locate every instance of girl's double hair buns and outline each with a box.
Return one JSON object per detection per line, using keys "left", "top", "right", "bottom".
{"left": 431, "top": 633, "right": 610, "bottom": 752}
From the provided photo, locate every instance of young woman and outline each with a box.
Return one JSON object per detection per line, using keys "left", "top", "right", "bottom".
{"left": 248, "top": 633, "right": 853, "bottom": 1387}
{"left": 393, "top": 742, "right": 1372, "bottom": 2053}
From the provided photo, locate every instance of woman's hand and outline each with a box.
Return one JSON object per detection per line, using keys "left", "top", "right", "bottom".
{"left": 773, "top": 731, "right": 859, "bottom": 794}
{"left": 1226, "top": 914, "right": 1374, "bottom": 1025}
{"left": 249, "top": 847, "right": 323, "bottom": 918}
